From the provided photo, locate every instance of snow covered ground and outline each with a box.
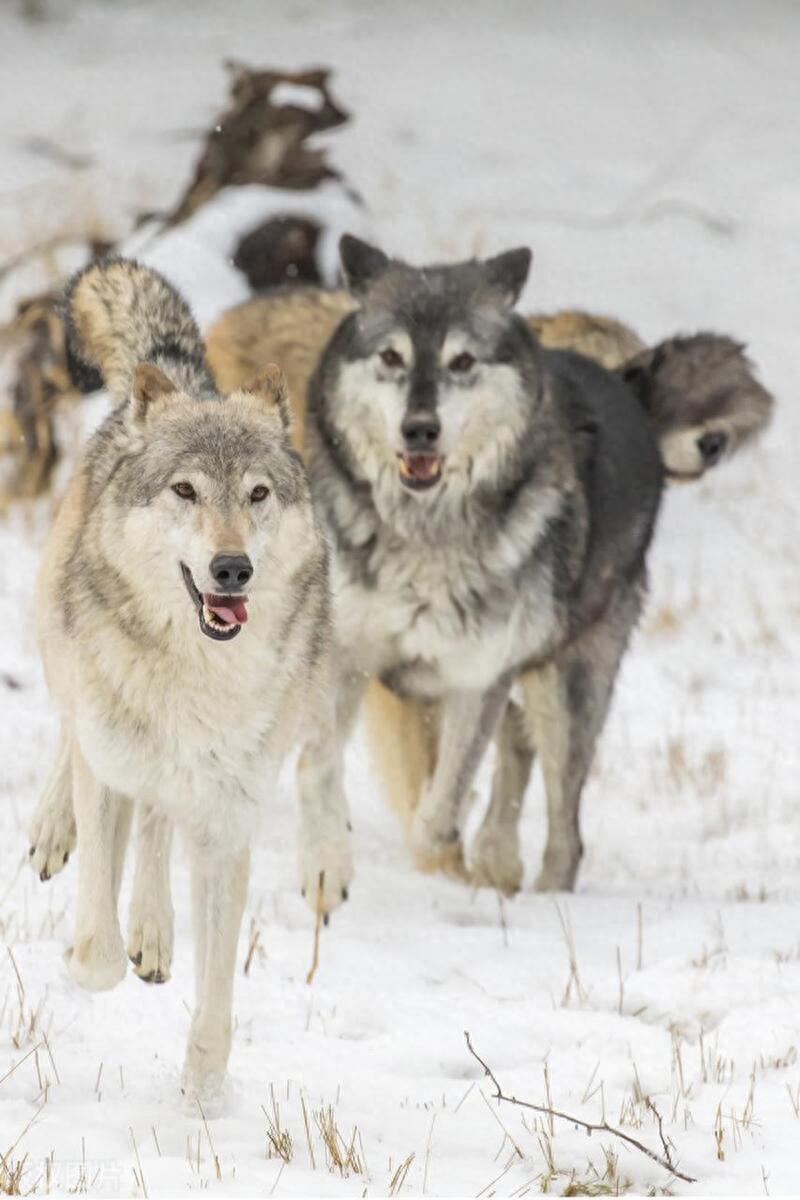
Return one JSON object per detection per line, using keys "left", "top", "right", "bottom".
{"left": 1, "top": 0, "right": 799, "bottom": 1194}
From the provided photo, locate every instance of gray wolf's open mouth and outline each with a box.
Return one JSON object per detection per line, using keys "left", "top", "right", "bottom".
{"left": 397, "top": 452, "right": 443, "bottom": 491}
{"left": 180, "top": 564, "right": 249, "bottom": 642}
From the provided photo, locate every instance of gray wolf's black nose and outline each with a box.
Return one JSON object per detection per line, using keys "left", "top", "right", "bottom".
{"left": 210, "top": 554, "right": 253, "bottom": 589}
{"left": 402, "top": 411, "right": 441, "bottom": 448}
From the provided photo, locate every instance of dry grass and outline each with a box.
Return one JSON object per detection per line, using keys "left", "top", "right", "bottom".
{"left": 314, "top": 1103, "right": 364, "bottom": 1177}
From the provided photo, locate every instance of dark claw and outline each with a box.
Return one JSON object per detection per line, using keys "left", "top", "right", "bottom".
{"left": 301, "top": 888, "right": 306, "bottom": 899}
{"left": 63, "top": 852, "right": 69, "bottom": 865}
{"left": 341, "top": 887, "right": 348, "bottom": 901}
{"left": 39, "top": 868, "right": 50, "bottom": 882}
{"left": 28, "top": 846, "right": 35, "bottom": 858}
{"left": 323, "top": 913, "right": 330, "bottom": 927}
{"left": 130, "top": 951, "right": 143, "bottom": 966}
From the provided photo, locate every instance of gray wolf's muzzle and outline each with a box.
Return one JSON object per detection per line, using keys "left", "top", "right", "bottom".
{"left": 398, "top": 409, "right": 443, "bottom": 491}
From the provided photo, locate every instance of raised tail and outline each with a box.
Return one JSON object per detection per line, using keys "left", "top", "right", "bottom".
{"left": 619, "top": 333, "right": 774, "bottom": 481}
{"left": 63, "top": 258, "right": 215, "bottom": 400}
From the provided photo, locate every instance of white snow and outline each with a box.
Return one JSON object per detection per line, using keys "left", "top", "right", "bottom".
{"left": 1, "top": 1, "right": 799, "bottom": 1195}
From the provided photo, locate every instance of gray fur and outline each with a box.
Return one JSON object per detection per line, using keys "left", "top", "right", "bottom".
{"left": 306, "top": 237, "right": 665, "bottom": 884}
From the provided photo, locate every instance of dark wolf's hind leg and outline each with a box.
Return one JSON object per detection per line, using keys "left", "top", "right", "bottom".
{"left": 524, "top": 584, "right": 643, "bottom": 892}
{"left": 469, "top": 699, "right": 535, "bottom": 895}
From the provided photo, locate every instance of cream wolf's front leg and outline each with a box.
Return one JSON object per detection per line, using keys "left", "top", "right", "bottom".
{"left": 182, "top": 845, "right": 249, "bottom": 1105}
{"left": 68, "top": 742, "right": 131, "bottom": 991}
{"left": 295, "top": 665, "right": 359, "bottom": 916}
{"left": 29, "top": 726, "right": 76, "bottom": 881}
{"left": 127, "top": 806, "right": 174, "bottom": 984}
{"left": 410, "top": 675, "right": 513, "bottom": 877}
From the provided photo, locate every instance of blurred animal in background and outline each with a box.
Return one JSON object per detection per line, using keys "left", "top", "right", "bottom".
{"left": 0, "top": 63, "right": 360, "bottom": 505}
{"left": 205, "top": 238, "right": 773, "bottom": 895}
{"left": 28, "top": 258, "right": 351, "bottom": 1102}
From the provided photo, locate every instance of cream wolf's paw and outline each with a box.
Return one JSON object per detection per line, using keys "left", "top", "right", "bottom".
{"left": 127, "top": 899, "right": 173, "bottom": 984}
{"left": 29, "top": 782, "right": 76, "bottom": 883}
{"left": 66, "top": 928, "right": 128, "bottom": 992}
{"left": 469, "top": 826, "right": 523, "bottom": 896}
{"left": 409, "top": 810, "right": 469, "bottom": 880}
{"left": 181, "top": 1037, "right": 228, "bottom": 1112}
{"left": 299, "top": 830, "right": 353, "bottom": 919}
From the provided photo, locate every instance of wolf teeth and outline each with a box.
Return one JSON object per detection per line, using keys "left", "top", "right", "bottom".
{"left": 202, "top": 604, "right": 238, "bottom": 630}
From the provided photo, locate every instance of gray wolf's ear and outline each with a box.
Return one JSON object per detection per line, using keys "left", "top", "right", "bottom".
{"left": 245, "top": 363, "right": 292, "bottom": 433}
{"left": 339, "top": 235, "right": 390, "bottom": 294}
{"left": 131, "top": 363, "right": 176, "bottom": 424}
{"left": 484, "top": 247, "right": 533, "bottom": 306}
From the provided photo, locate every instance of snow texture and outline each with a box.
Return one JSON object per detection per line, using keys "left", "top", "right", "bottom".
{"left": 1, "top": 1, "right": 798, "bottom": 1195}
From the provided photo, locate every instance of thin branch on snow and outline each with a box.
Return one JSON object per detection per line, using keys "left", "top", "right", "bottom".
{"left": 464, "top": 1031, "right": 696, "bottom": 1185}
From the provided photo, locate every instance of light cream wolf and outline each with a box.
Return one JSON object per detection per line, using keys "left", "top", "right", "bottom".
{"left": 28, "top": 258, "right": 352, "bottom": 1102}
{"left": 204, "top": 270, "right": 772, "bottom": 895}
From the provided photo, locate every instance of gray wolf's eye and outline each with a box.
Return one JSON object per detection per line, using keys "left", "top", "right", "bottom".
{"left": 250, "top": 485, "right": 270, "bottom": 503}
{"left": 172, "top": 481, "right": 197, "bottom": 502}
{"left": 379, "top": 347, "right": 404, "bottom": 369}
{"left": 448, "top": 351, "right": 476, "bottom": 373}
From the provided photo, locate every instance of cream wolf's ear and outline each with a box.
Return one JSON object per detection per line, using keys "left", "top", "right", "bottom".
{"left": 243, "top": 364, "right": 292, "bottom": 434}
{"left": 620, "top": 333, "right": 774, "bottom": 481}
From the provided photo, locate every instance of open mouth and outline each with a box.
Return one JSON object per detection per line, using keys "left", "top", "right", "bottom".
{"left": 397, "top": 452, "right": 443, "bottom": 491}
{"left": 180, "top": 564, "right": 249, "bottom": 642}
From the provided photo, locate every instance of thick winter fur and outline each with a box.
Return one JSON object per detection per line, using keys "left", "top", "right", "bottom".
{"left": 204, "top": 252, "right": 773, "bottom": 893}
{"left": 621, "top": 334, "right": 774, "bottom": 480}
{"left": 29, "top": 258, "right": 352, "bottom": 1102}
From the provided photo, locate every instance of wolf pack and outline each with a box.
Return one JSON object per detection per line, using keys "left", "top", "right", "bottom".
{"left": 27, "top": 238, "right": 773, "bottom": 1103}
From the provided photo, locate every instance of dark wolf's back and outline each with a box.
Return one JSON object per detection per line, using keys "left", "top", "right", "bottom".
{"left": 546, "top": 348, "right": 664, "bottom": 615}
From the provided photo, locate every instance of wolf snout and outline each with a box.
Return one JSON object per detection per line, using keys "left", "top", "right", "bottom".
{"left": 402, "top": 410, "right": 441, "bottom": 449}
{"left": 210, "top": 553, "right": 253, "bottom": 589}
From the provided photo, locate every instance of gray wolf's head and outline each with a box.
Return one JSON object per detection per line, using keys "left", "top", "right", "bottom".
{"left": 90, "top": 364, "right": 315, "bottom": 644}
{"left": 315, "top": 236, "right": 540, "bottom": 504}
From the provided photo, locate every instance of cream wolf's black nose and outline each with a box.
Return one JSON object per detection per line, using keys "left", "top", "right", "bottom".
{"left": 402, "top": 411, "right": 441, "bottom": 448}
{"left": 210, "top": 554, "right": 253, "bottom": 589}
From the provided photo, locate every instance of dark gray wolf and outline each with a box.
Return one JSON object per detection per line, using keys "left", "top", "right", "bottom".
{"left": 301, "top": 236, "right": 772, "bottom": 893}
{"left": 28, "top": 258, "right": 352, "bottom": 1103}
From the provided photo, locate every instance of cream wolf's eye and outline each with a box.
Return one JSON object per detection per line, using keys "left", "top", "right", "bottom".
{"left": 171, "top": 481, "right": 197, "bottom": 502}
{"left": 448, "top": 351, "right": 476, "bottom": 373}
{"left": 379, "top": 347, "right": 404, "bottom": 369}
{"left": 250, "top": 484, "right": 270, "bottom": 503}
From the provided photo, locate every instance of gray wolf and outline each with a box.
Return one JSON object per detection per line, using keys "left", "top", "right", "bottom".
{"left": 28, "top": 258, "right": 352, "bottom": 1102}
{"left": 297, "top": 237, "right": 773, "bottom": 893}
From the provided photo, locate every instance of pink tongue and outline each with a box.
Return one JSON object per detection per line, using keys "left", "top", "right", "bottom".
{"left": 204, "top": 597, "right": 249, "bottom": 625}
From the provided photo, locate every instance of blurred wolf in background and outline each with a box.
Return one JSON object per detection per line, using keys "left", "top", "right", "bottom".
{"left": 28, "top": 258, "right": 351, "bottom": 1101}
{"left": 203, "top": 240, "right": 772, "bottom": 894}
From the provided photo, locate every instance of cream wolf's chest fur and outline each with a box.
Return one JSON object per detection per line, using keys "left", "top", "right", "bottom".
{"left": 333, "top": 538, "right": 555, "bottom": 695}
{"left": 73, "top": 632, "right": 288, "bottom": 845}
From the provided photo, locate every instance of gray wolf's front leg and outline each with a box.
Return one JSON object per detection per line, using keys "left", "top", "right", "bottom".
{"left": 469, "top": 698, "right": 534, "bottom": 896}
{"left": 182, "top": 846, "right": 249, "bottom": 1106}
{"left": 410, "top": 675, "right": 513, "bottom": 878}
{"left": 525, "top": 584, "right": 642, "bottom": 892}
{"left": 29, "top": 726, "right": 76, "bottom": 881}
{"left": 296, "top": 666, "right": 360, "bottom": 916}
{"left": 127, "top": 806, "right": 174, "bottom": 984}
{"left": 68, "top": 744, "right": 131, "bottom": 991}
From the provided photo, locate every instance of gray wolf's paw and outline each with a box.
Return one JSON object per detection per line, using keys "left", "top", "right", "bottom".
{"left": 29, "top": 802, "right": 76, "bottom": 883}
{"left": 299, "top": 832, "right": 353, "bottom": 919}
{"left": 127, "top": 903, "right": 173, "bottom": 984}
{"left": 66, "top": 929, "right": 127, "bottom": 992}
{"left": 534, "top": 846, "right": 582, "bottom": 893}
{"left": 469, "top": 826, "right": 523, "bottom": 896}
{"left": 409, "top": 811, "right": 468, "bottom": 880}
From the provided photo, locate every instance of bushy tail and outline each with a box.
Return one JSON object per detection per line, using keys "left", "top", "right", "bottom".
{"left": 63, "top": 258, "right": 214, "bottom": 400}
{"left": 620, "top": 333, "right": 774, "bottom": 480}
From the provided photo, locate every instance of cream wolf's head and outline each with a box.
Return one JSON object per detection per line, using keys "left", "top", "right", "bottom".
{"left": 65, "top": 259, "right": 317, "bottom": 646}
{"left": 310, "top": 236, "right": 540, "bottom": 503}
{"left": 84, "top": 363, "right": 313, "bottom": 643}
